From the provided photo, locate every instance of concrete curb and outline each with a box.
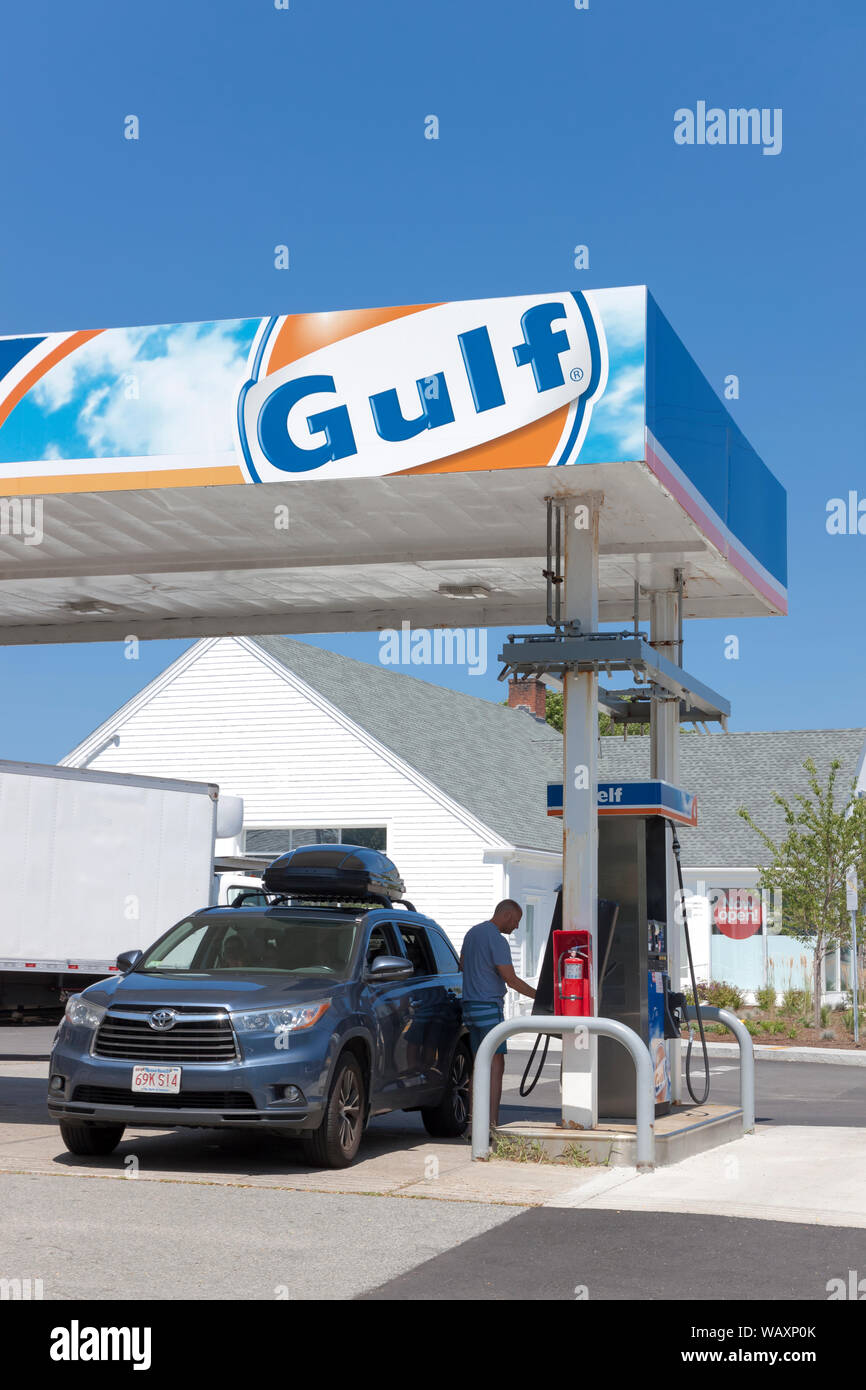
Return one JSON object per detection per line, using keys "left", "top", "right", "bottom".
{"left": 508, "top": 1033, "right": 866, "bottom": 1065}
{"left": 685, "top": 1040, "right": 866, "bottom": 1066}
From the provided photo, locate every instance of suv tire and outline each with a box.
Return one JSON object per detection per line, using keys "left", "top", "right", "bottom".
{"left": 421, "top": 1041, "right": 471, "bottom": 1138}
{"left": 59, "top": 1121, "right": 125, "bottom": 1156}
{"left": 303, "top": 1053, "right": 366, "bottom": 1168}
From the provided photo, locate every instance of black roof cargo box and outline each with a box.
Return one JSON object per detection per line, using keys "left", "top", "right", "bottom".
{"left": 262, "top": 844, "right": 406, "bottom": 905}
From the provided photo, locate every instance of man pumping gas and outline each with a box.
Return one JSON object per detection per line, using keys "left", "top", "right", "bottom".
{"left": 459, "top": 900, "right": 536, "bottom": 1128}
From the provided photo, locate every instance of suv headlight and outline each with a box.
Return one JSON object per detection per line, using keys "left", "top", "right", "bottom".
{"left": 64, "top": 995, "right": 107, "bottom": 1030}
{"left": 232, "top": 1002, "right": 330, "bottom": 1035}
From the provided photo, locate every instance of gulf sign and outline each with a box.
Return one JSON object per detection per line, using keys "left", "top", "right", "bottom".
{"left": 547, "top": 780, "right": 698, "bottom": 826}
{"left": 0, "top": 289, "right": 624, "bottom": 496}
{"left": 236, "top": 293, "right": 607, "bottom": 483}
{"left": 0, "top": 288, "right": 788, "bottom": 623}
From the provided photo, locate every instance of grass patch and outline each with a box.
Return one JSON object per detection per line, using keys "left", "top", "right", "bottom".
{"left": 490, "top": 1134, "right": 594, "bottom": 1167}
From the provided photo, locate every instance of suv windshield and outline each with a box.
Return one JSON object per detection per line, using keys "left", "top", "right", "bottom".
{"left": 137, "top": 912, "right": 359, "bottom": 979}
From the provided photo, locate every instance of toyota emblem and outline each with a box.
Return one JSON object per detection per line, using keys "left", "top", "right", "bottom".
{"left": 148, "top": 1009, "right": 178, "bottom": 1031}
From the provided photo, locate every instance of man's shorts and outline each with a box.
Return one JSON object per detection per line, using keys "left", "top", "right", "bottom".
{"left": 461, "top": 999, "right": 507, "bottom": 1057}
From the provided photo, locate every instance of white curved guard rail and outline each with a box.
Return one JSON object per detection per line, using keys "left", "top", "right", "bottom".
{"left": 685, "top": 1004, "right": 755, "bottom": 1132}
{"left": 470, "top": 1015, "right": 655, "bottom": 1169}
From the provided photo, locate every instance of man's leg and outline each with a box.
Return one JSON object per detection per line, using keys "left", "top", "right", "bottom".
{"left": 490, "top": 1052, "right": 505, "bottom": 1127}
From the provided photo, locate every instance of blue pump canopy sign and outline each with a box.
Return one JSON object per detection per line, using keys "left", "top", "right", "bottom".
{"left": 547, "top": 780, "right": 698, "bottom": 826}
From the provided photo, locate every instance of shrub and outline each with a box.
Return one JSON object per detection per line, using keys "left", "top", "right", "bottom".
{"left": 742, "top": 1020, "right": 760, "bottom": 1036}
{"left": 821, "top": 1029, "right": 836, "bottom": 1041}
{"left": 782, "top": 988, "right": 810, "bottom": 1015}
{"left": 695, "top": 980, "right": 744, "bottom": 1012}
{"left": 759, "top": 1020, "right": 787, "bottom": 1035}
{"left": 756, "top": 987, "right": 776, "bottom": 1012}
{"left": 820, "top": 1004, "right": 832, "bottom": 1028}
{"left": 842, "top": 1009, "right": 865, "bottom": 1035}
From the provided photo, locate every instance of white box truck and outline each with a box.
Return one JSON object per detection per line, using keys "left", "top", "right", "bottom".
{"left": 0, "top": 760, "right": 250, "bottom": 1019}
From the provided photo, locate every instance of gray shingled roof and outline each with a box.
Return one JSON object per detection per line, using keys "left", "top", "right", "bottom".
{"left": 596, "top": 729, "right": 866, "bottom": 866}
{"left": 250, "top": 637, "right": 865, "bottom": 867}
{"left": 251, "top": 635, "right": 563, "bottom": 853}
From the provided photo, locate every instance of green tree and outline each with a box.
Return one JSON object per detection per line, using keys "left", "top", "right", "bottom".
{"left": 738, "top": 758, "right": 866, "bottom": 1028}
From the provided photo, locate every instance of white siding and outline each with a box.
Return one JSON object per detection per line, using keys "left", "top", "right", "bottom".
{"left": 63, "top": 637, "right": 508, "bottom": 952}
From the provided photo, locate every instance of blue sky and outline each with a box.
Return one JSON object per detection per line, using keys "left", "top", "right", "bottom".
{"left": 0, "top": 0, "right": 864, "bottom": 762}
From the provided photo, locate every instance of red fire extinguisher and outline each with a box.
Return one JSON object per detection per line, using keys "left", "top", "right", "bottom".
{"left": 553, "top": 931, "right": 591, "bottom": 1016}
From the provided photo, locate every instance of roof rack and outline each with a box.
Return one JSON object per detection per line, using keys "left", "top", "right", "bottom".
{"left": 228, "top": 891, "right": 416, "bottom": 912}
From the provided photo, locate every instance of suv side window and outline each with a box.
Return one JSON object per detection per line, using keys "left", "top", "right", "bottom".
{"left": 427, "top": 926, "right": 460, "bottom": 975}
{"left": 365, "top": 923, "right": 397, "bottom": 969}
{"left": 394, "top": 922, "right": 435, "bottom": 976}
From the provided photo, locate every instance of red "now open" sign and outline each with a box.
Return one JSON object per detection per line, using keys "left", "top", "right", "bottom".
{"left": 713, "top": 890, "right": 763, "bottom": 940}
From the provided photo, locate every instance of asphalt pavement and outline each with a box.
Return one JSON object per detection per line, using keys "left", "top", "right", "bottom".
{"left": 359, "top": 1207, "right": 866, "bottom": 1300}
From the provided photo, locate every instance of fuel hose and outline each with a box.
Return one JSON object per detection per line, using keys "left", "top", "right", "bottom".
{"left": 519, "top": 1030, "right": 551, "bottom": 1097}
{"left": 670, "top": 823, "right": 711, "bottom": 1105}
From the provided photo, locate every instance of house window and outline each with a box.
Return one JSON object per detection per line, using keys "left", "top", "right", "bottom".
{"left": 244, "top": 826, "right": 387, "bottom": 855}
{"left": 524, "top": 902, "right": 537, "bottom": 976}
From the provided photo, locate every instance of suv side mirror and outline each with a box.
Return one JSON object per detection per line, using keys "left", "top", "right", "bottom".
{"left": 116, "top": 949, "right": 143, "bottom": 974}
{"left": 365, "top": 954, "right": 413, "bottom": 982}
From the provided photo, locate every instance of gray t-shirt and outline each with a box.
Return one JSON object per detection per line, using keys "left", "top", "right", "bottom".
{"left": 461, "top": 919, "right": 512, "bottom": 1001}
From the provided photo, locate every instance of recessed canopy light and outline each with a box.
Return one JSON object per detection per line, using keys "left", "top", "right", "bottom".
{"left": 438, "top": 583, "right": 492, "bottom": 600}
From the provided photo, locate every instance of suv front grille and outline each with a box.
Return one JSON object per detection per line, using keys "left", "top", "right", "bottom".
{"left": 73, "top": 1085, "right": 255, "bottom": 1110}
{"left": 93, "top": 1012, "right": 238, "bottom": 1062}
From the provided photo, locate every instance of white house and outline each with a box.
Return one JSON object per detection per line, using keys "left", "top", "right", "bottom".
{"left": 61, "top": 635, "right": 563, "bottom": 1002}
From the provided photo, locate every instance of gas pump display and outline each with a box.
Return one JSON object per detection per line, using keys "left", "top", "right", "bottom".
{"left": 647, "top": 942, "right": 672, "bottom": 1105}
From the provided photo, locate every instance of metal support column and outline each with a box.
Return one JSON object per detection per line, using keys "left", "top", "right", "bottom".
{"left": 561, "top": 494, "right": 600, "bottom": 1127}
{"left": 649, "top": 582, "right": 682, "bottom": 1102}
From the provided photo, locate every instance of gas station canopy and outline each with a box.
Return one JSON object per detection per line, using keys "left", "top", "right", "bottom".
{"left": 0, "top": 286, "right": 786, "bottom": 645}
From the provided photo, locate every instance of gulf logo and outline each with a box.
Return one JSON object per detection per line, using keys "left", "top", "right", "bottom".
{"left": 234, "top": 292, "right": 608, "bottom": 484}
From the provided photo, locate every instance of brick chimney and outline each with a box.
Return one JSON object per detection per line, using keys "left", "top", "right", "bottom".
{"left": 507, "top": 676, "right": 547, "bottom": 721}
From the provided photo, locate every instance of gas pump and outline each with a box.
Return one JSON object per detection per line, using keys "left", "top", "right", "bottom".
{"left": 528, "top": 780, "right": 709, "bottom": 1120}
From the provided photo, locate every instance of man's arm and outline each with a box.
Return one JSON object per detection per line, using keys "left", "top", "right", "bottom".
{"left": 496, "top": 963, "right": 536, "bottom": 1000}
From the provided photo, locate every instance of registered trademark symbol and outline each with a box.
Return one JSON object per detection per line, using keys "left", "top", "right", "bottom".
{"left": 570, "top": 367, "right": 584, "bottom": 382}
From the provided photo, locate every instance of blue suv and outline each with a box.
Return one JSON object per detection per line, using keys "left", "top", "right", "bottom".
{"left": 48, "top": 847, "right": 471, "bottom": 1168}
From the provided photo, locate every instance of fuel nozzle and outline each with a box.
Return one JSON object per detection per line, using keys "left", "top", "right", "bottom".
{"left": 663, "top": 979, "right": 686, "bottom": 1040}
{"left": 668, "top": 989, "right": 687, "bottom": 1020}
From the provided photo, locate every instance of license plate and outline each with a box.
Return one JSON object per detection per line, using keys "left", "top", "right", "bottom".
{"left": 131, "top": 1065, "right": 181, "bottom": 1094}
